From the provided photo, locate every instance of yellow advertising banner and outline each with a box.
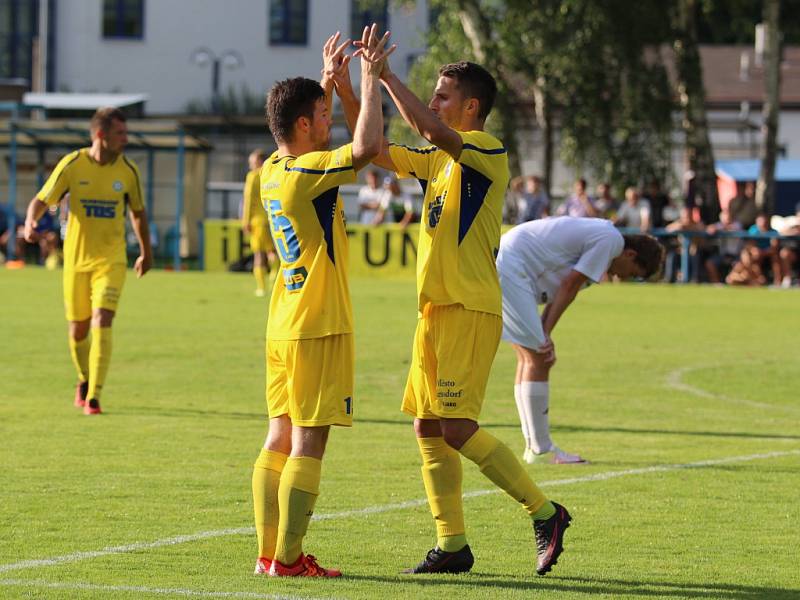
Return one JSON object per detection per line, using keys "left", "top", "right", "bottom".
{"left": 202, "top": 220, "right": 420, "bottom": 278}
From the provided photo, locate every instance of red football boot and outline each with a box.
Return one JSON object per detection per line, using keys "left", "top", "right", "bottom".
{"left": 268, "top": 554, "right": 341, "bottom": 577}
{"left": 253, "top": 557, "right": 272, "bottom": 574}
{"left": 74, "top": 381, "right": 88, "bottom": 408}
{"left": 83, "top": 398, "right": 102, "bottom": 415}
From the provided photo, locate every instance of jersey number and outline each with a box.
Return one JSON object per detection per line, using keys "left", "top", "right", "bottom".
{"left": 268, "top": 200, "right": 301, "bottom": 263}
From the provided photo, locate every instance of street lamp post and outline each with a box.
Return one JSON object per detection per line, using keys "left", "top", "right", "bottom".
{"left": 189, "top": 48, "right": 244, "bottom": 113}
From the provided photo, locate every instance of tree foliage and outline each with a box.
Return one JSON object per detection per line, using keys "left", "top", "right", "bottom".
{"left": 401, "top": 0, "right": 676, "bottom": 192}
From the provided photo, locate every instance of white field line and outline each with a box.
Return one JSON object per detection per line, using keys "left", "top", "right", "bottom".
{"left": 665, "top": 365, "right": 800, "bottom": 412}
{"left": 0, "top": 578, "right": 333, "bottom": 600}
{"left": 1, "top": 448, "right": 798, "bottom": 577}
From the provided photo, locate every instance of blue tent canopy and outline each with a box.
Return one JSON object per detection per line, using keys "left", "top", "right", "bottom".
{"left": 716, "top": 159, "right": 800, "bottom": 216}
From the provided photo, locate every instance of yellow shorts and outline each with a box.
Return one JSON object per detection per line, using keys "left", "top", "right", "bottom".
{"left": 63, "top": 263, "right": 127, "bottom": 322}
{"left": 402, "top": 304, "right": 502, "bottom": 421}
{"left": 266, "top": 333, "right": 354, "bottom": 427}
{"left": 249, "top": 223, "right": 274, "bottom": 254}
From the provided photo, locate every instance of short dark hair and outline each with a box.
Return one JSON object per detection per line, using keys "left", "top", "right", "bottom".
{"left": 90, "top": 107, "right": 126, "bottom": 135}
{"left": 623, "top": 234, "right": 665, "bottom": 280}
{"left": 438, "top": 61, "right": 497, "bottom": 121}
{"left": 266, "top": 77, "right": 325, "bottom": 144}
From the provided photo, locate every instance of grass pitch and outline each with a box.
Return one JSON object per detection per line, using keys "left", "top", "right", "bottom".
{"left": 1, "top": 268, "right": 799, "bottom": 599}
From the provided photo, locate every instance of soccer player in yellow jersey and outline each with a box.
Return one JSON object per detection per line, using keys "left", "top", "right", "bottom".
{"left": 331, "top": 57, "right": 572, "bottom": 574}
{"left": 241, "top": 149, "right": 277, "bottom": 296}
{"left": 23, "top": 107, "right": 152, "bottom": 415}
{"left": 250, "top": 26, "right": 394, "bottom": 578}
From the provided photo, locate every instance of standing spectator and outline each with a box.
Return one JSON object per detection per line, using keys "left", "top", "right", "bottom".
{"left": 358, "top": 169, "right": 383, "bottom": 224}
{"left": 664, "top": 206, "right": 705, "bottom": 282}
{"left": 729, "top": 181, "right": 758, "bottom": 230}
{"left": 704, "top": 209, "right": 743, "bottom": 283}
{"left": 614, "top": 187, "right": 651, "bottom": 232}
{"left": 516, "top": 175, "right": 549, "bottom": 223}
{"left": 374, "top": 176, "right": 414, "bottom": 227}
{"left": 504, "top": 176, "right": 523, "bottom": 224}
{"left": 556, "top": 178, "right": 598, "bottom": 218}
{"left": 594, "top": 182, "right": 617, "bottom": 219}
{"left": 644, "top": 179, "right": 670, "bottom": 229}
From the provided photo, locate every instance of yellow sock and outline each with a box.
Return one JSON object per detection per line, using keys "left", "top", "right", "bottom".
{"left": 253, "top": 266, "right": 266, "bottom": 292}
{"left": 274, "top": 456, "right": 321, "bottom": 566}
{"left": 252, "top": 449, "right": 288, "bottom": 559}
{"left": 459, "top": 428, "right": 550, "bottom": 517}
{"left": 87, "top": 327, "right": 112, "bottom": 400}
{"left": 417, "top": 437, "right": 467, "bottom": 552}
{"left": 68, "top": 336, "right": 90, "bottom": 382}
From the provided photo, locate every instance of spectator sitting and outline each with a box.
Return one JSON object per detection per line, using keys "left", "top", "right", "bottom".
{"left": 0, "top": 212, "right": 31, "bottom": 266}
{"left": 778, "top": 204, "right": 800, "bottom": 288}
{"left": 516, "top": 175, "right": 549, "bottom": 223}
{"left": 664, "top": 206, "right": 705, "bottom": 282}
{"left": 729, "top": 181, "right": 758, "bottom": 230}
{"left": 725, "top": 243, "right": 766, "bottom": 286}
{"left": 744, "top": 213, "right": 782, "bottom": 286}
{"left": 374, "top": 176, "right": 414, "bottom": 227}
{"left": 704, "top": 208, "right": 743, "bottom": 283}
{"left": 358, "top": 169, "right": 383, "bottom": 224}
{"left": 594, "top": 182, "right": 617, "bottom": 219}
{"left": 556, "top": 178, "right": 598, "bottom": 218}
{"left": 614, "top": 187, "right": 651, "bottom": 232}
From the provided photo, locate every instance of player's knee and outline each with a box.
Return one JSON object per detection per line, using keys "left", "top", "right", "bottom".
{"left": 69, "top": 319, "right": 91, "bottom": 341}
{"left": 440, "top": 419, "right": 479, "bottom": 450}
{"left": 92, "top": 308, "right": 115, "bottom": 328}
{"left": 414, "top": 418, "right": 441, "bottom": 438}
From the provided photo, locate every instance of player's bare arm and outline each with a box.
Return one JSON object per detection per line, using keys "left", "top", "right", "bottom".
{"left": 23, "top": 197, "right": 49, "bottom": 242}
{"left": 129, "top": 208, "right": 153, "bottom": 278}
{"left": 324, "top": 29, "right": 398, "bottom": 172}
{"left": 378, "top": 64, "right": 463, "bottom": 161}
{"left": 541, "top": 269, "right": 589, "bottom": 340}
{"left": 350, "top": 24, "right": 395, "bottom": 171}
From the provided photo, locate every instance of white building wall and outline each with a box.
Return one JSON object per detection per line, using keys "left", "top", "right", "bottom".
{"left": 53, "top": 0, "right": 429, "bottom": 114}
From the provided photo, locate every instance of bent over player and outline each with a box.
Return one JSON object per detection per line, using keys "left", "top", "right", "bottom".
{"left": 24, "top": 107, "right": 152, "bottom": 415}
{"left": 250, "top": 26, "right": 392, "bottom": 578}
{"left": 331, "top": 56, "right": 571, "bottom": 575}
{"left": 497, "top": 217, "right": 663, "bottom": 464}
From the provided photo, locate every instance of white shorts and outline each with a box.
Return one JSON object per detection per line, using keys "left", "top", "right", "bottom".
{"left": 497, "top": 261, "right": 546, "bottom": 350}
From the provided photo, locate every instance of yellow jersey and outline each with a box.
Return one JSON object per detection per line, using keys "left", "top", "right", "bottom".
{"left": 260, "top": 144, "right": 357, "bottom": 340}
{"left": 37, "top": 148, "right": 144, "bottom": 272}
{"left": 389, "top": 130, "right": 509, "bottom": 316}
{"left": 242, "top": 168, "right": 268, "bottom": 226}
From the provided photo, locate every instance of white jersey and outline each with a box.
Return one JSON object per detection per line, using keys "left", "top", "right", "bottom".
{"left": 497, "top": 217, "right": 624, "bottom": 305}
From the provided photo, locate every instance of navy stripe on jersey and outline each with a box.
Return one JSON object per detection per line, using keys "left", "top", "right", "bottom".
{"left": 461, "top": 143, "right": 506, "bottom": 155}
{"left": 122, "top": 156, "right": 141, "bottom": 200}
{"left": 458, "top": 164, "right": 493, "bottom": 245}
{"left": 286, "top": 164, "right": 353, "bottom": 176}
{"left": 45, "top": 151, "right": 81, "bottom": 202}
{"left": 409, "top": 171, "right": 429, "bottom": 197}
{"left": 312, "top": 187, "right": 340, "bottom": 265}
{"left": 389, "top": 143, "right": 437, "bottom": 155}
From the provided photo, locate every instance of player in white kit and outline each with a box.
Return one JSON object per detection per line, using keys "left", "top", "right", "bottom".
{"left": 496, "top": 217, "right": 664, "bottom": 464}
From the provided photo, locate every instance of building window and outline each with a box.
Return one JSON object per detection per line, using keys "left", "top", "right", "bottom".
{"left": 0, "top": 0, "right": 41, "bottom": 83}
{"left": 269, "top": 0, "right": 307, "bottom": 46}
{"left": 103, "top": 0, "right": 144, "bottom": 39}
{"left": 350, "top": 0, "right": 388, "bottom": 40}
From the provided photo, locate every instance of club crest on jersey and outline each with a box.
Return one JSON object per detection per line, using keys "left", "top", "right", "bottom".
{"left": 428, "top": 192, "right": 446, "bottom": 228}
{"left": 112, "top": 180, "right": 123, "bottom": 192}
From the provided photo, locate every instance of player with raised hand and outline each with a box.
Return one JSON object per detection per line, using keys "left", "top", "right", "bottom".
{"left": 23, "top": 107, "right": 152, "bottom": 415}
{"left": 328, "top": 44, "right": 571, "bottom": 576}
{"left": 250, "top": 24, "right": 393, "bottom": 578}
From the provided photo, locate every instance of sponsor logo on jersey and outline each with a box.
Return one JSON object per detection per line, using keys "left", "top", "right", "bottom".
{"left": 428, "top": 192, "right": 446, "bottom": 229}
{"left": 282, "top": 266, "right": 308, "bottom": 291}
{"left": 80, "top": 199, "right": 117, "bottom": 218}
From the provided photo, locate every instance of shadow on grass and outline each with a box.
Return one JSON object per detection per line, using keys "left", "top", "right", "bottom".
{"left": 555, "top": 424, "right": 800, "bottom": 441}
{"left": 344, "top": 573, "right": 799, "bottom": 598}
